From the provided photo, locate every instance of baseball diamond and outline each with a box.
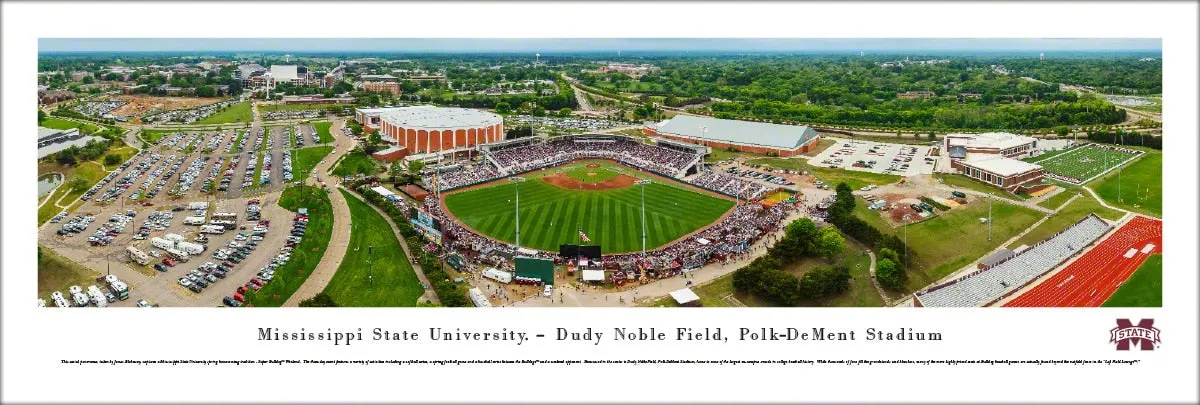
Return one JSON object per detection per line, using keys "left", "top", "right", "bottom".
{"left": 443, "top": 161, "right": 735, "bottom": 253}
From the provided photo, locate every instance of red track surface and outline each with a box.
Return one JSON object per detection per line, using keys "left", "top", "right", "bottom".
{"left": 1004, "top": 216, "right": 1162, "bottom": 307}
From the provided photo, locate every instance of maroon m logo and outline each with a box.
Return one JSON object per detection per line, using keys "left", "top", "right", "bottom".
{"left": 1110, "top": 319, "right": 1161, "bottom": 351}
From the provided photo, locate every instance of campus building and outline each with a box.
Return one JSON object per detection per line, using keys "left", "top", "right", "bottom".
{"left": 949, "top": 155, "right": 1045, "bottom": 192}
{"left": 355, "top": 105, "right": 504, "bottom": 154}
{"left": 944, "top": 132, "right": 1038, "bottom": 159}
{"left": 644, "top": 114, "right": 822, "bottom": 157}
{"left": 38, "top": 127, "right": 103, "bottom": 159}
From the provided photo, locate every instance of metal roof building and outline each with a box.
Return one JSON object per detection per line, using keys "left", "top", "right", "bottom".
{"left": 355, "top": 105, "right": 504, "bottom": 154}
{"left": 650, "top": 115, "right": 822, "bottom": 157}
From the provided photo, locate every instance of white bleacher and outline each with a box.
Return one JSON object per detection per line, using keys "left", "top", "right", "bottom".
{"left": 916, "top": 215, "right": 1112, "bottom": 307}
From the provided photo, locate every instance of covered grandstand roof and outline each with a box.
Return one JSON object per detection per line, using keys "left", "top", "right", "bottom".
{"left": 946, "top": 132, "right": 1036, "bottom": 150}
{"left": 373, "top": 105, "right": 503, "bottom": 130}
{"left": 654, "top": 115, "right": 819, "bottom": 150}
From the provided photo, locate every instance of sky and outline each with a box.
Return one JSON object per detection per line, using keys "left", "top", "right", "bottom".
{"left": 38, "top": 38, "right": 1162, "bottom": 53}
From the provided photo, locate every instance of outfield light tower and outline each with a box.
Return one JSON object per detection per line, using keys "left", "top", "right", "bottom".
{"left": 510, "top": 177, "right": 526, "bottom": 250}
{"left": 636, "top": 179, "right": 652, "bottom": 257}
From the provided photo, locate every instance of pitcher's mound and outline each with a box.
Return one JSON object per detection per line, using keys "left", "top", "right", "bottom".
{"left": 544, "top": 173, "right": 637, "bottom": 190}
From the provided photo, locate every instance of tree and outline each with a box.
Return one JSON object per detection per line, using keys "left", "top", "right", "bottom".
{"left": 879, "top": 248, "right": 901, "bottom": 269}
{"left": 389, "top": 161, "right": 404, "bottom": 178}
{"left": 816, "top": 227, "right": 846, "bottom": 261}
{"left": 103, "top": 154, "right": 121, "bottom": 166}
{"left": 875, "top": 258, "right": 906, "bottom": 290}
{"left": 927, "top": 130, "right": 936, "bottom": 141}
{"left": 298, "top": 293, "right": 339, "bottom": 307}
{"left": 494, "top": 101, "right": 512, "bottom": 114}
{"left": 407, "top": 159, "right": 425, "bottom": 174}
{"left": 1055, "top": 125, "right": 1069, "bottom": 137}
{"left": 368, "top": 129, "right": 382, "bottom": 146}
{"left": 38, "top": 109, "right": 46, "bottom": 123}
{"left": 55, "top": 148, "right": 77, "bottom": 165}
{"left": 531, "top": 105, "right": 546, "bottom": 116}
{"left": 559, "top": 107, "right": 572, "bottom": 117}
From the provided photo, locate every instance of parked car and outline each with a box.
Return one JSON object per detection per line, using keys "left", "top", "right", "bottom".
{"left": 909, "top": 204, "right": 923, "bottom": 212}
{"left": 543, "top": 284, "right": 553, "bottom": 297}
{"left": 136, "top": 299, "right": 151, "bottom": 308}
{"left": 223, "top": 296, "right": 240, "bottom": 307}
{"left": 154, "top": 263, "right": 168, "bottom": 272}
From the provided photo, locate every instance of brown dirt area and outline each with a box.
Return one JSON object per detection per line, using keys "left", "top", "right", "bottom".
{"left": 400, "top": 184, "right": 431, "bottom": 201}
{"left": 585, "top": 163, "right": 601, "bottom": 168}
{"left": 112, "top": 95, "right": 226, "bottom": 116}
{"left": 543, "top": 173, "right": 637, "bottom": 191}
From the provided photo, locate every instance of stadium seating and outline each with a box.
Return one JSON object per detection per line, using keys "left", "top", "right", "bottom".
{"left": 916, "top": 214, "right": 1112, "bottom": 307}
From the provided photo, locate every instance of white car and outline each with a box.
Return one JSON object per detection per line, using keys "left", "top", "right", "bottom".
{"left": 542, "top": 285, "right": 553, "bottom": 297}
{"left": 178, "top": 278, "right": 192, "bottom": 287}
{"left": 150, "top": 250, "right": 161, "bottom": 258}
{"left": 227, "top": 241, "right": 242, "bottom": 248}
{"left": 136, "top": 299, "right": 151, "bottom": 308}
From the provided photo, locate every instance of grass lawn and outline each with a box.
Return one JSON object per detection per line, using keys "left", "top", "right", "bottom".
{"left": 1101, "top": 254, "right": 1162, "bottom": 307}
{"left": 37, "top": 161, "right": 108, "bottom": 224}
{"left": 1007, "top": 193, "right": 1123, "bottom": 250}
{"left": 260, "top": 103, "right": 350, "bottom": 114}
{"left": 706, "top": 148, "right": 763, "bottom": 162}
{"left": 331, "top": 150, "right": 380, "bottom": 177}
{"left": 40, "top": 118, "right": 100, "bottom": 133}
{"left": 244, "top": 186, "right": 333, "bottom": 307}
{"left": 444, "top": 162, "right": 735, "bottom": 253}
{"left": 853, "top": 196, "right": 898, "bottom": 231}
{"left": 1088, "top": 151, "right": 1161, "bottom": 218}
{"left": 854, "top": 199, "right": 1042, "bottom": 292}
{"left": 1037, "top": 189, "right": 1076, "bottom": 210}
{"left": 195, "top": 101, "right": 252, "bottom": 125}
{"left": 140, "top": 129, "right": 178, "bottom": 144}
{"left": 322, "top": 190, "right": 423, "bottom": 307}
{"left": 313, "top": 121, "right": 334, "bottom": 144}
{"left": 810, "top": 166, "right": 901, "bottom": 190}
{"left": 802, "top": 138, "right": 837, "bottom": 157}
{"left": 937, "top": 173, "right": 1028, "bottom": 199}
{"left": 747, "top": 157, "right": 808, "bottom": 172}
{"left": 293, "top": 146, "right": 333, "bottom": 182}
{"left": 38, "top": 245, "right": 101, "bottom": 302}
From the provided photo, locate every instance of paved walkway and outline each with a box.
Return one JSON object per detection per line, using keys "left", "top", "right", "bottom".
{"left": 282, "top": 120, "right": 355, "bottom": 306}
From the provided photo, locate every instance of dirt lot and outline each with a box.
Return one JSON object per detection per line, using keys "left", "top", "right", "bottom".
{"left": 113, "top": 95, "right": 225, "bottom": 117}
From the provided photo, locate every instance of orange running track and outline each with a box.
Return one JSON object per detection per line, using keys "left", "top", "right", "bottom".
{"left": 1004, "top": 216, "right": 1161, "bottom": 307}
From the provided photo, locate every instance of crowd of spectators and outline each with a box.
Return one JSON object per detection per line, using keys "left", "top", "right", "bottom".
{"left": 420, "top": 162, "right": 501, "bottom": 191}
{"left": 490, "top": 138, "right": 699, "bottom": 177}
{"left": 688, "top": 171, "right": 771, "bottom": 200}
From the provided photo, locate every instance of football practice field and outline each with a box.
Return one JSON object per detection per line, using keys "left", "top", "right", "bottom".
{"left": 443, "top": 162, "right": 735, "bottom": 253}
{"left": 1033, "top": 144, "right": 1141, "bottom": 183}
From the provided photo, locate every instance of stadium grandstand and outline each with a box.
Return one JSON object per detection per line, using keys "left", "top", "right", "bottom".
{"left": 913, "top": 214, "right": 1112, "bottom": 307}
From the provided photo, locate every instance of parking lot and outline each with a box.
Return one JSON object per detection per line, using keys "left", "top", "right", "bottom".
{"left": 39, "top": 121, "right": 332, "bottom": 307}
{"left": 808, "top": 137, "right": 938, "bottom": 176}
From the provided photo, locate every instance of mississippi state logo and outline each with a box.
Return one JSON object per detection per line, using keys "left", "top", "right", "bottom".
{"left": 1110, "top": 319, "right": 1161, "bottom": 350}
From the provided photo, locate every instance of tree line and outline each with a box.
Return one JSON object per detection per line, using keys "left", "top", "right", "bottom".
{"left": 731, "top": 217, "right": 851, "bottom": 306}
{"left": 825, "top": 182, "right": 912, "bottom": 289}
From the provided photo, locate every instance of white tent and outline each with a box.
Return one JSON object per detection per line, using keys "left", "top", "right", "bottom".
{"left": 696, "top": 238, "right": 711, "bottom": 245}
{"left": 468, "top": 288, "right": 492, "bottom": 307}
{"left": 483, "top": 267, "right": 513, "bottom": 284}
{"left": 582, "top": 270, "right": 605, "bottom": 282}
{"left": 516, "top": 247, "right": 538, "bottom": 256}
{"left": 371, "top": 186, "right": 396, "bottom": 198}
{"left": 669, "top": 288, "right": 700, "bottom": 305}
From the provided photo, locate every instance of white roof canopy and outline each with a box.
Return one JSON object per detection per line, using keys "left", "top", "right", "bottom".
{"left": 582, "top": 270, "right": 605, "bottom": 281}
{"left": 669, "top": 288, "right": 700, "bottom": 305}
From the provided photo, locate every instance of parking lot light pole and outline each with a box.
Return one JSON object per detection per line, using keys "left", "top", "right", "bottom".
{"left": 636, "top": 179, "right": 652, "bottom": 257}
{"left": 368, "top": 245, "right": 374, "bottom": 285}
{"left": 510, "top": 177, "right": 526, "bottom": 250}
{"left": 902, "top": 214, "right": 910, "bottom": 265}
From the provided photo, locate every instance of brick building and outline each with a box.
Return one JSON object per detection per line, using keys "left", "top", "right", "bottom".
{"left": 644, "top": 114, "right": 821, "bottom": 157}
{"left": 950, "top": 155, "right": 1045, "bottom": 192}
{"left": 355, "top": 105, "right": 503, "bottom": 154}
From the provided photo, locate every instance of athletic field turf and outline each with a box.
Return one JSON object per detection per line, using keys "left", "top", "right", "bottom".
{"left": 444, "top": 163, "right": 735, "bottom": 253}
{"left": 1101, "top": 254, "right": 1162, "bottom": 307}
{"left": 1032, "top": 144, "right": 1140, "bottom": 183}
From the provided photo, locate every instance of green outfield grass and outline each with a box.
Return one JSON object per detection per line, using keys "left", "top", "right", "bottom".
{"left": 313, "top": 121, "right": 334, "bottom": 144}
{"left": 1101, "top": 254, "right": 1162, "bottom": 307}
{"left": 293, "top": 146, "right": 333, "bottom": 182}
{"left": 244, "top": 186, "right": 333, "bottom": 307}
{"left": 444, "top": 164, "right": 735, "bottom": 253}
{"left": 1089, "top": 151, "right": 1161, "bottom": 218}
{"left": 1037, "top": 144, "right": 1140, "bottom": 182}
{"left": 322, "top": 190, "right": 423, "bottom": 307}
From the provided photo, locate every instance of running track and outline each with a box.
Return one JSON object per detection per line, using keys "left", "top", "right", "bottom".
{"left": 1004, "top": 216, "right": 1162, "bottom": 307}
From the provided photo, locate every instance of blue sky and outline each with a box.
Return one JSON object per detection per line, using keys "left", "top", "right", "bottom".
{"left": 38, "top": 38, "right": 1161, "bottom": 53}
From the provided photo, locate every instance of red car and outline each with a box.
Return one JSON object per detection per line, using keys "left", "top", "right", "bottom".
{"left": 162, "top": 258, "right": 177, "bottom": 267}
{"left": 248, "top": 283, "right": 262, "bottom": 291}
{"left": 250, "top": 277, "right": 264, "bottom": 286}
{"left": 233, "top": 293, "right": 245, "bottom": 303}
{"left": 248, "top": 199, "right": 260, "bottom": 205}
{"left": 142, "top": 202, "right": 154, "bottom": 207}
{"left": 236, "top": 285, "right": 247, "bottom": 295}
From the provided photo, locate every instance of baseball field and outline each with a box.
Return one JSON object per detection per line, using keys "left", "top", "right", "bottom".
{"left": 443, "top": 160, "right": 735, "bottom": 253}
